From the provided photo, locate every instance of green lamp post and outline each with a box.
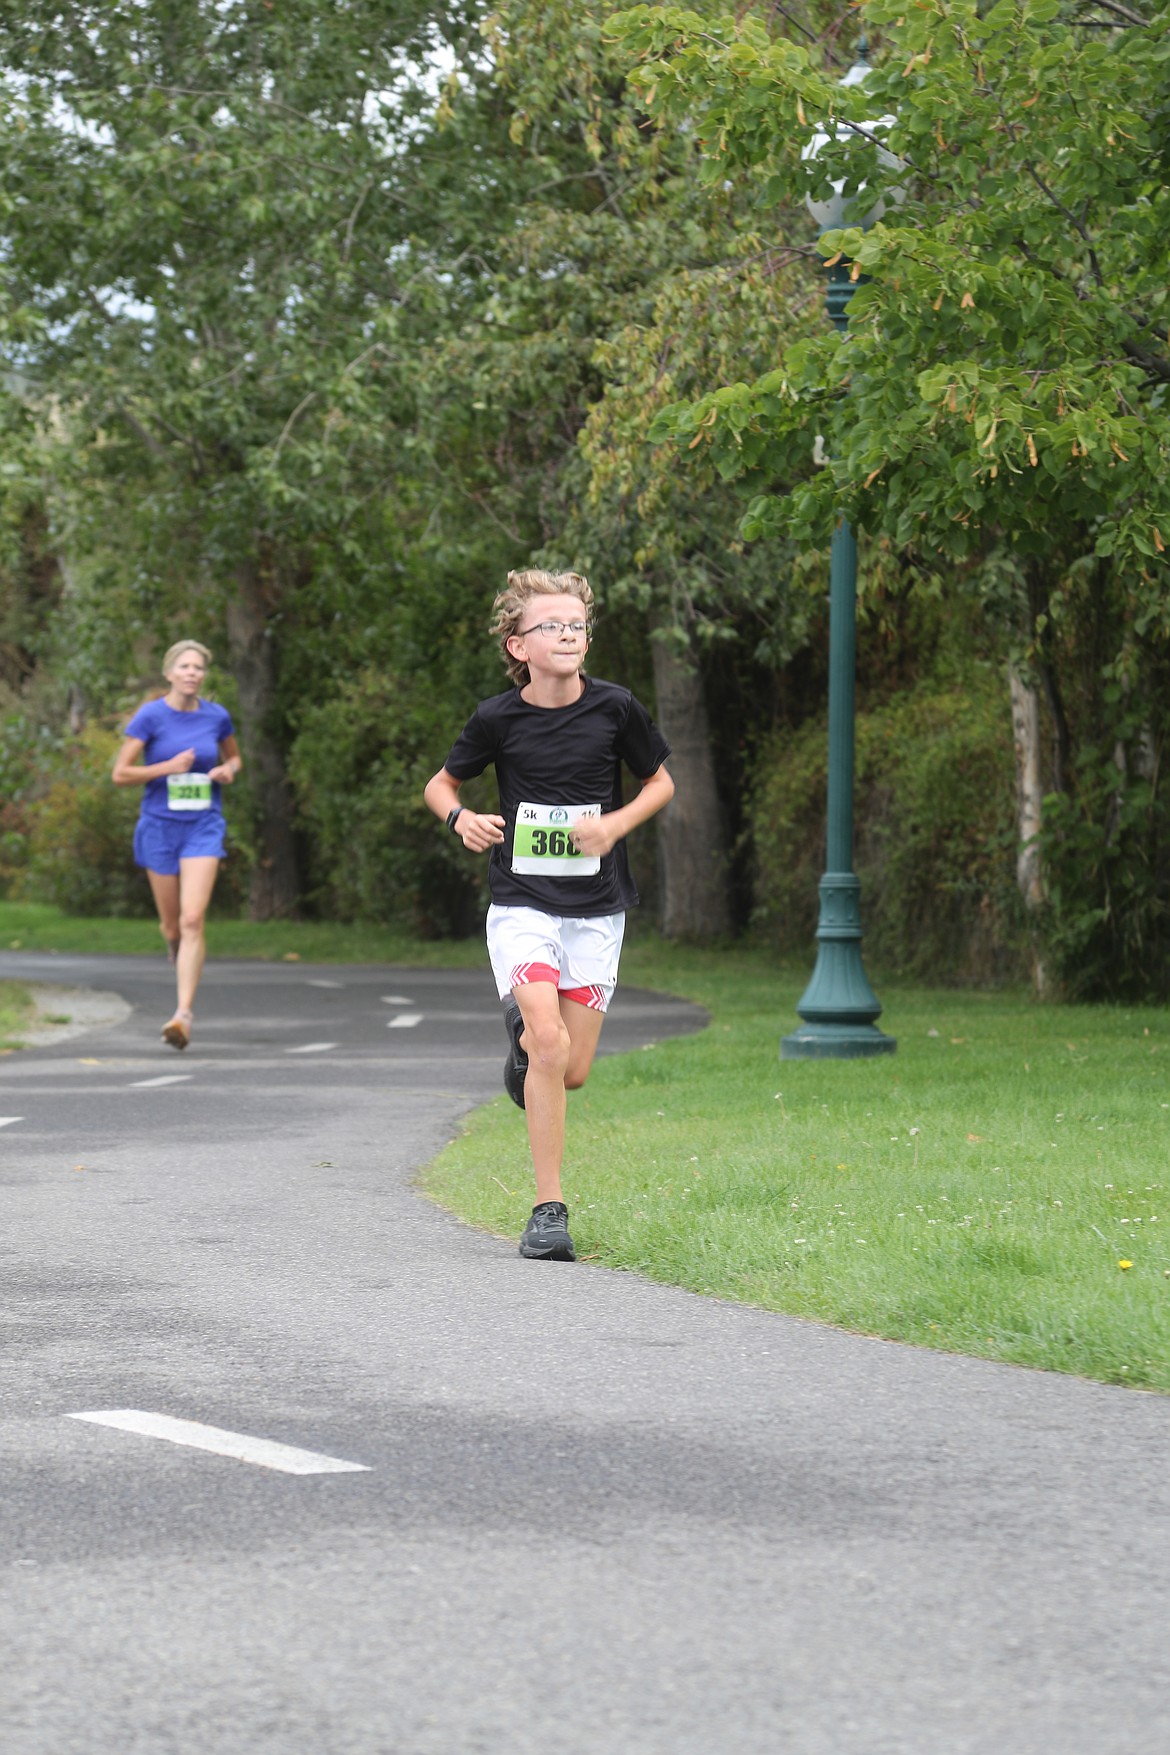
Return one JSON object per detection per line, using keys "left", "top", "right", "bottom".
{"left": 781, "top": 48, "right": 897, "bottom": 1061}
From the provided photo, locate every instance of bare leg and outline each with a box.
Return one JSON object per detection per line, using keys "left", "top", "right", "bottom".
{"left": 561, "top": 994, "right": 606, "bottom": 1091}
{"left": 513, "top": 982, "right": 571, "bottom": 1206}
{"left": 174, "top": 856, "right": 221, "bottom": 1017}
{"left": 512, "top": 986, "right": 607, "bottom": 1205}
{"left": 146, "top": 870, "right": 181, "bottom": 965}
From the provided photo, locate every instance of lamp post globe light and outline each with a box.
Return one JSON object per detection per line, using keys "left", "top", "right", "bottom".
{"left": 781, "top": 44, "right": 897, "bottom": 1061}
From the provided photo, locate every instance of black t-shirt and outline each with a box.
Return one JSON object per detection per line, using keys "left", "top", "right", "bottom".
{"left": 442, "top": 675, "right": 671, "bottom": 915}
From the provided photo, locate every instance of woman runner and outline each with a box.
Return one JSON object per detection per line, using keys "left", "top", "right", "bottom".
{"left": 112, "top": 639, "right": 242, "bottom": 1049}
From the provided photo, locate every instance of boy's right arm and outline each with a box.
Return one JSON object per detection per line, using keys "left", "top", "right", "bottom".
{"left": 423, "top": 766, "right": 506, "bottom": 854}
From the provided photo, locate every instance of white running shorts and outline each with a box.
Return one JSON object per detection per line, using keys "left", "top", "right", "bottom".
{"left": 486, "top": 905, "right": 626, "bottom": 1014}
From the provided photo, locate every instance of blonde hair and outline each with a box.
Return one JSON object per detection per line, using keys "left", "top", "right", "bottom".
{"left": 162, "top": 639, "right": 212, "bottom": 677}
{"left": 491, "top": 569, "right": 594, "bottom": 686}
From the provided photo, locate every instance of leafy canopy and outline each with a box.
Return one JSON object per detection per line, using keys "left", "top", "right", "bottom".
{"left": 611, "top": 1, "right": 1170, "bottom": 603}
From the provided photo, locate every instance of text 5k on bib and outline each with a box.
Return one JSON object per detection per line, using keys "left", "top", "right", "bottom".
{"left": 511, "top": 802, "right": 601, "bottom": 876}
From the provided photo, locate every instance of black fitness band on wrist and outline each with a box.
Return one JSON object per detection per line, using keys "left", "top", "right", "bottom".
{"left": 446, "top": 807, "right": 465, "bottom": 834}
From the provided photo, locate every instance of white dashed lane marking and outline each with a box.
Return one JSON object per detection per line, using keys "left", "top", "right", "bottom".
{"left": 0, "top": 1117, "right": 24, "bottom": 1129}
{"left": 285, "top": 1042, "right": 338, "bottom": 1054}
{"left": 387, "top": 1014, "right": 423, "bottom": 1029}
{"left": 130, "top": 1074, "right": 194, "bottom": 1088}
{"left": 67, "top": 1410, "right": 370, "bottom": 1475}
{"left": 306, "top": 979, "right": 344, "bottom": 989}
{"left": 380, "top": 995, "right": 412, "bottom": 1005}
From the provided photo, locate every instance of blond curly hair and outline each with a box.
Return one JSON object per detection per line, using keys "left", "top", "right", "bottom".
{"left": 490, "top": 569, "right": 594, "bottom": 687}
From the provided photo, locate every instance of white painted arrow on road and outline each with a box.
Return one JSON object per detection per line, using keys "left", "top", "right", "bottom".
{"left": 68, "top": 1410, "right": 370, "bottom": 1475}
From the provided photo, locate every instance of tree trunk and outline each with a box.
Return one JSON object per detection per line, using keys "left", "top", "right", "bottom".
{"left": 649, "top": 617, "right": 733, "bottom": 940}
{"left": 1009, "top": 662, "right": 1047, "bottom": 996}
{"left": 54, "top": 554, "right": 86, "bottom": 732}
{"left": 1026, "top": 559, "right": 1070, "bottom": 795}
{"left": 225, "top": 557, "right": 300, "bottom": 919}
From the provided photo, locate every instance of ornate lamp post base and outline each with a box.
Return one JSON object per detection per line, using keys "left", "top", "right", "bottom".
{"left": 781, "top": 873, "right": 896, "bottom": 1059}
{"left": 781, "top": 1024, "right": 895, "bottom": 1058}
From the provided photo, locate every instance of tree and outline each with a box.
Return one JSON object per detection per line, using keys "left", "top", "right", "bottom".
{"left": 0, "top": 1, "right": 483, "bottom": 916}
{"left": 612, "top": 0, "right": 1170, "bottom": 994}
{"left": 412, "top": 0, "right": 827, "bottom": 936}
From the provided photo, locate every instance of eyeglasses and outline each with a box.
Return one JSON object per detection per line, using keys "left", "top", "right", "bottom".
{"left": 517, "top": 619, "right": 591, "bottom": 639}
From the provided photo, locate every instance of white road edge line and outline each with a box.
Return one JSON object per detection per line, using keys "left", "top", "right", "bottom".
{"left": 285, "top": 1042, "right": 338, "bottom": 1054}
{"left": 0, "top": 1117, "right": 24, "bottom": 1128}
{"left": 130, "top": 1074, "right": 193, "bottom": 1088}
{"left": 387, "top": 1014, "right": 423, "bottom": 1029}
{"left": 67, "top": 1411, "right": 370, "bottom": 1475}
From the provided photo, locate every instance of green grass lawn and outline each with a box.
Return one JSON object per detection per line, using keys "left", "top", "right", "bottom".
{"left": 426, "top": 940, "right": 1170, "bottom": 1393}
{"left": 0, "top": 900, "right": 485, "bottom": 968}
{"left": 5, "top": 903, "right": 1167, "bottom": 1390}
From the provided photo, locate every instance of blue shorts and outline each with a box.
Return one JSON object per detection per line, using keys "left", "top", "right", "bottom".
{"left": 134, "top": 812, "right": 226, "bottom": 875}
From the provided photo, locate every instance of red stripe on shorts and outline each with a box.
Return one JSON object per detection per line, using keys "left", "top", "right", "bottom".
{"left": 509, "top": 960, "right": 560, "bottom": 989}
{"left": 560, "top": 983, "right": 607, "bottom": 1012}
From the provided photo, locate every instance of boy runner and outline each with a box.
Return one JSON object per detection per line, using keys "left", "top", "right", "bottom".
{"left": 424, "top": 569, "right": 674, "bottom": 1262}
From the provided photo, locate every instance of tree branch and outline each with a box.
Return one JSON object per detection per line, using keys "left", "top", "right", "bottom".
{"left": 1075, "top": 0, "right": 1149, "bottom": 23}
{"left": 992, "top": 88, "right": 1105, "bottom": 285}
{"left": 1122, "top": 337, "right": 1170, "bottom": 384}
{"left": 113, "top": 402, "right": 207, "bottom": 473}
{"left": 113, "top": 404, "right": 164, "bottom": 459}
{"left": 1023, "top": 161, "right": 1105, "bottom": 286}
{"left": 271, "top": 390, "right": 319, "bottom": 459}
{"left": 341, "top": 179, "right": 374, "bottom": 264}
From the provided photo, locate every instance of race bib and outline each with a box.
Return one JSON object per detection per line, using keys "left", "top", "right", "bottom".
{"left": 167, "top": 772, "right": 212, "bottom": 812}
{"left": 512, "top": 802, "right": 601, "bottom": 876}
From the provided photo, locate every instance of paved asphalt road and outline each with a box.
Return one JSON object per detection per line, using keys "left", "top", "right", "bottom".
{"left": 1, "top": 951, "right": 1168, "bottom": 1755}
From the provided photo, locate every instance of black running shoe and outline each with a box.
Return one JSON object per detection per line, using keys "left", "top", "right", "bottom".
{"left": 519, "top": 1201, "right": 576, "bottom": 1261}
{"left": 503, "top": 1000, "right": 528, "bottom": 1110}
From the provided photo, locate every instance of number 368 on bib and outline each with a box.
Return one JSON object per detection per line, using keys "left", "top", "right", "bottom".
{"left": 511, "top": 802, "right": 601, "bottom": 876}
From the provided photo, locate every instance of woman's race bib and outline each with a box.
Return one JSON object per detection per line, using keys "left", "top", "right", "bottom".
{"left": 512, "top": 802, "right": 601, "bottom": 876}
{"left": 167, "top": 772, "right": 212, "bottom": 812}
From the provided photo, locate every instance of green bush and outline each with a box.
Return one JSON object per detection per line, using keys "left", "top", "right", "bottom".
{"left": 289, "top": 667, "right": 489, "bottom": 937}
{"left": 0, "top": 713, "right": 59, "bottom": 894}
{"left": 748, "top": 671, "right": 1028, "bottom": 984}
{"left": 15, "top": 725, "right": 149, "bottom": 916}
{"left": 13, "top": 722, "right": 248, "bottom": 918}
{"left": 1040, "top": 737, "right": 1170, "bottom": 1002}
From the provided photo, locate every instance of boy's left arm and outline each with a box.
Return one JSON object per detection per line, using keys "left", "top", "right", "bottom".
{"left": 571, "top": 765, "right": 674, "bottom": 858}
